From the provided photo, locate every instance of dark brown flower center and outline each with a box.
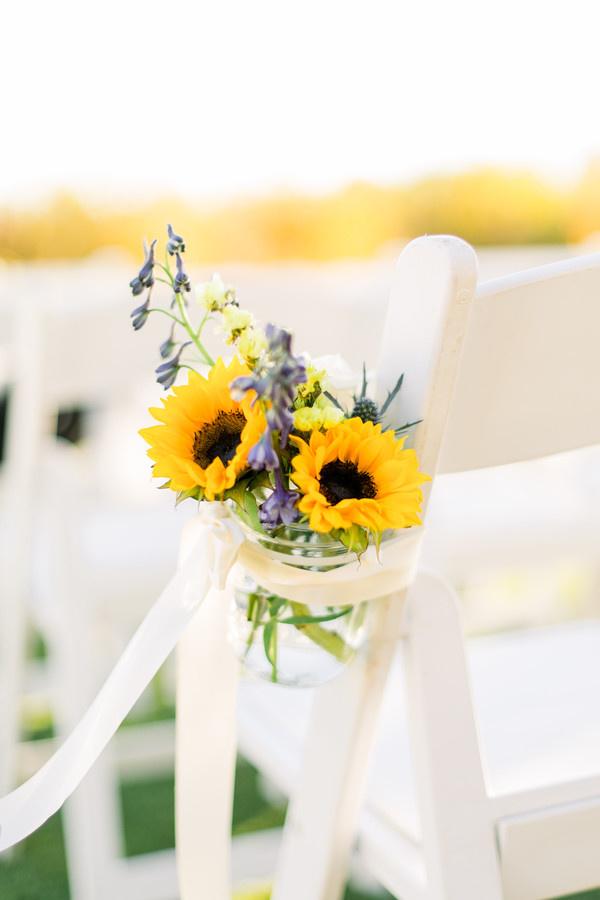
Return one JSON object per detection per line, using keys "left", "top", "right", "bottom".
{"left": 319, "top": 459, "right": 377, "bottom": 505}
{"left": 192, "top": 410, "right": 246, "bottom": 469}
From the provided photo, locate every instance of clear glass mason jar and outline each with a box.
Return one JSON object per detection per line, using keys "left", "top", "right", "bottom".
{"left": 228, "top": 521, "right": 369, "bottom": 687}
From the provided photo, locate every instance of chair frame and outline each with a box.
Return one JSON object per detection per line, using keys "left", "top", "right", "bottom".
{"left": 230, "top": 238, "right": 600, "bottom": 899}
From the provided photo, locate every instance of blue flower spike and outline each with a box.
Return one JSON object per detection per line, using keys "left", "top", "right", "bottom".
{"left": 129, "top": 239, "right": 157, "bottom": 296}
{"left": 166, "top": 224, "right": 185, "bottom": 256}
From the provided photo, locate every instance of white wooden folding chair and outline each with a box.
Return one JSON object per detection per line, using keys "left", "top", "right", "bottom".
{"left": 0, "top": 299, "right": 43, "bottom": 812}
{"left": 236, "top": 237, "right": 600, "bottom": 899}
{"left": 0, "top": 273, "right": 188, "bottom": 900}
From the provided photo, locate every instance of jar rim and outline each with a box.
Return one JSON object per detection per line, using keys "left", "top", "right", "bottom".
{"left": 231, "top": 509, "right": 411, "bottom": 568}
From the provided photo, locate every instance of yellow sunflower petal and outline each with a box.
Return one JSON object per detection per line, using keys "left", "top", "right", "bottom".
{"left": 291, "top": 418, "right": 428, "bottom": 535}
{"left": 140, "top": 357, "right": 263, "bottom": 498}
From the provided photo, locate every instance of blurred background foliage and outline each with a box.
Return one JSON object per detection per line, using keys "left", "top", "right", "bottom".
{"left": 2, "top": 163, "right": 600, "bottom": 264}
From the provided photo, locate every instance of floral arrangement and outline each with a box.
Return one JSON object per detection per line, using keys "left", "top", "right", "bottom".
{"left": 130, "top": 226, "right": 428, "bottom": 683}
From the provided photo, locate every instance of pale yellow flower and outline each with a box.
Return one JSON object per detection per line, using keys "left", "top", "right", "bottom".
{"left": 237, "top": 326, "right": 268, "bottom": 362}
{"left": 293, "top": 395, "right": 344, "bottom": 432}
{"left": 297, "top": 364, "right": 327, "bottom": 401}
{"left": 221, "top": 305, "right": 254, "bottom": 343}
{"left": 197, "top": 273, "right": 234, "bottom": 312}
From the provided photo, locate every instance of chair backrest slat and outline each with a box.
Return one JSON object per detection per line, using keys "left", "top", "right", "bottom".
{"left": 376, "top": 235, "right": 478, "bottom": 487}
{"left": 439, "top": 254, "right": 600, "bottom": 473}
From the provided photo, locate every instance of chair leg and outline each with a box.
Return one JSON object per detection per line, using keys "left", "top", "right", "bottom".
{"left": 61, "top": 754, "right": 123, "bottom": 900}
{"left": 272, "top": 593, "right": 406, "bottom": 900}
{"left": 0, "top": 595, "right": 25, "bottom": 802}
{"left": 48, "top": 605, "right": 123, "bottom": 900}
{"left": 0, "top": 599, "right": 25, "bottom": 863}
{"left": 401, "top": 572, "right": 503, "bottom": 900}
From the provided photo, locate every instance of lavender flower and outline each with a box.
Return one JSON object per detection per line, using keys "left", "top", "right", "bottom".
{"left": 248, "top": 431, "right": 279, "bottom": 470}
{"left": 166, "top": 224, "right": 185, "bottom": 256}
{"left": 265, "top": 324, "right": 292, "bottom": 354}
{"left": 263, "top": 325, "right": 307, "bottom": 446}
{"left": 173, "top": 252, "right": 191, "bottom": 294}
{"left": 129, "top": 239, "right": 157, "bottom": 296}
{"left": 155, "top": 341, "right": 191, "bottom": 390}
{"left": 230, "top": 375, "right": 265, "bottom": 402}
{"left": 159, "top": 324, "right": 176, "bottom": 359}
{"left": 231, "top": 324, "right": 306, "bottom": 470}
{"left": 259, "top": 469, "right": 299, "bottom": 529}
{"left": 130, "top": 298, "right": 150, "bottom": 331}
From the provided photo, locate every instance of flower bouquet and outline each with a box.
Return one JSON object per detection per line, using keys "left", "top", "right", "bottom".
{"left": 131, "top": 226, "right": 428, "bottom": 685}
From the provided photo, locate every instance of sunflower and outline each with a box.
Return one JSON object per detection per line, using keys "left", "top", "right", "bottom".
{"left": 290, "top": 417, "right": 428, "bottom": 534}
{"left": 140, "top": 357, "right": 264, "bottom": 500}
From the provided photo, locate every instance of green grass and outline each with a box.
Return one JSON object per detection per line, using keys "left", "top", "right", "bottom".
{"left": 0, "top": 758, "right": 598, "bottom": 899}
{"left": 0, "top": 758, "right": 391, "bottom": 899}
{"left": 5, "top": 648, "right": 599, "bottom": 900}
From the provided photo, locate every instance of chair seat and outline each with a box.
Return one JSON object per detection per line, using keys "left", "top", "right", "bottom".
{"left": 238, "top": 620, "right": 600, "bottom": 845}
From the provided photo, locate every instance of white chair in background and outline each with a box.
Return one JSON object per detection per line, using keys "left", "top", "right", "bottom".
{"left": 234, "top": 238, "right": 600, "bottom": 899}
{"left": 0, "top": 301, "right": 20, "bottom": 809}
{"left": 0, "top": 274, "right": 189, "bottom": 900}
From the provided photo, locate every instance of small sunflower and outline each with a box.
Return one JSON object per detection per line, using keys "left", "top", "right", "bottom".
{"left": 290, "top": 418, "right": 428, "bottom": 534}
{"left": 140, "top": 357, "right": 264, "bottom": 500}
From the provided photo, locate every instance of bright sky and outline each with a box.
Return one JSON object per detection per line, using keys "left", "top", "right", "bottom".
{"left": 3, "top": 0, "right": 600, "bottom": 205}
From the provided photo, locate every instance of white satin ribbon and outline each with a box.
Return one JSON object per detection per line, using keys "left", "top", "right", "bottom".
{"left": 237, "top": 526, "right": 422, "bottom": 606}
{"left": 0, "top": 506, "right": 243, "bottom": 853}
{"left": 0, "top": 504, "right": 422, "bottom": 884}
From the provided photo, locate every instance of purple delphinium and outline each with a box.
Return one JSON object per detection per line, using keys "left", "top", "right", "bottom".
{"left": 129, "top": 240, "right": 157, "bottom": 330}
{"left": 231, "top": 324, "right": 305, "bottom": 527}
{"left": 130, "top": 297, "right": 151, "bottom": 331}
{"left": 173, "top": 253, "right": 191, "bottom": 294}
{"left": 248, "top": 431, "right": 280, "bottom": 470}
{"left": 259, "top": 468, "right": 299, "bottom": 529}
{"left": 231, "top": 323, "right": 306, "bottom": 466}
{"left": 129, "top": 239, "right": 157, "bottom": 297}
{"left": 265, "top": 324, "right": 306, "bottom": 446}
{"left": 159, "top": 323, "right": 177, "bottom": 359}
{"left": 155, "top": 341, "right": 191, "bottom": 390}
{"left": 166, "top": 224, "right": 185, "bottom": 256}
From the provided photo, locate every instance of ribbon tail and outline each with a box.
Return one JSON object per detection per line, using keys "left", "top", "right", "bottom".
{"left": 0, "top": 539, "right": 212, "bottom": 852}
{"left": 176, "top": 584, "right": 240, "bottom": 900}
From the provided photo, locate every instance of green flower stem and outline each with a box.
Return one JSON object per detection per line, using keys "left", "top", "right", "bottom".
{"left": 245, "top": 594, "right": 264, "bottom": 656}
{"left": 156, "top": 253, "right": 216, "bottom": 367}
{"left": 175, "top": 292, "right": 215, "bottom": 367}
{"left": 196, "top": 310, "right": 211, "bottom": 342}
{"left": 147, "top": 308, "right": 185, "bottom": 326}
{"left": 288, "top": 601, "right": 353, "bottom": 663}
{"left": 271, "top": 624, "right": 278, "bottom": 683}
{"left": 157, "top": 259, "right": 173, "bottom": 279}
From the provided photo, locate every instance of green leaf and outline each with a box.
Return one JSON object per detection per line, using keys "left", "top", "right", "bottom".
{"left": 394, "top": 418, "right": 422, "bottom": 435}
{"left": 373, "top": 528, "right": 383, "bottom": 561}
{"left": 360, "top": 362, "right": 368, "bottom": 399}
{"left": 262, "top": 620, "right": 278, "bottom": 681}
{"left": 175, "top": 486, "right": 202, "bottom": 506}
{"left": 262, "top": 622, "right": 275, "bottom": 663}
{"left": 246, "top": 592, "right": 258, "bottom": 623}
{"left": 323, "top": 391, "right": 345, "bottom": 413}
{"left": 279, "top": 608, "right": 352, "bottom": 626}
{"left": 380, "top": 372, "right": 405, "bottom": 417}
{"left": 267, "top": 595, "right": 287, "bottom": 617}
{"left": 247, "top": 470, "right": 271, "bottom": 492}
{"left": 337, "top": 524, "right": 369, "bottom": 559}
{"left": 243, "top": 490, "right": 263, "bottom": 532}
